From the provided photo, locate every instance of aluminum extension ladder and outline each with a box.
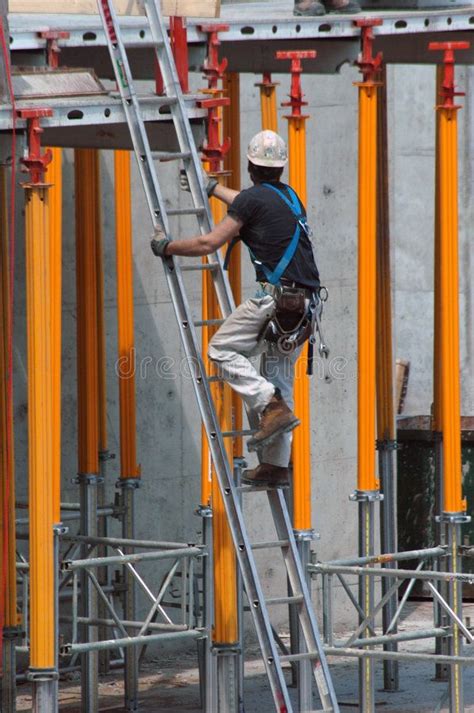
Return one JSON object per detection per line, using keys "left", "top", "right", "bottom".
{"left": 96, "top": 1, "right": 339, "bottom": 710}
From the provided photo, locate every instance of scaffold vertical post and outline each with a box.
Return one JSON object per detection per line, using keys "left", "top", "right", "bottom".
{"left": 75, "top": 148, "right": 102, "bottom": 713}
{"left": 277, "top": 48, "right": 317, "bottom": 713}
{"left": 20, "top": 108, "right": 58, "bottom": 713}
{"left": 375, "top": 62, "right": 399, "bottom": 692}
{"left": 115, "top": 147, "right": 141, "bottom": 709}
{"left": 429, "top": 40, "right": 471, "bottom": 713}
{"left": 352, "top": 19, "right": 384, "bottom": 713}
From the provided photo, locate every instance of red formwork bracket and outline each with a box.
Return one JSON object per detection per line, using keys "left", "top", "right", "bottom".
{"left": 429, "top": 41, "right": 470, "bottom": 109}
{"left": 17, "top": 108, "right": 53, "bottom": 185}
{"left": 198, "top": 24, "right": 231, "bottom": 170}
{"left": 355, "top": 18, "right": 383, "bottom": 83}
{"left": 38, "top": 30, "right": 70, "bottom": 69}
{"left": 170, "top": 17, "right": 189, "bottom": 93}
{"left": 155, "top": 17, "right": 190, "bottom": 95}
{"left": 198, "top": 24, "right": 229, "bottom": 89}
{"left": 276, "top": 50, "right": 317, "bottom": 118}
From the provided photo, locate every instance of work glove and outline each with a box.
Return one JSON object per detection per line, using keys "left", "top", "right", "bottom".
{"left": 179, "top": 168, "right": 218, "bottom": 197}
{"left": 150, "top": 227, "right": 170, "bottom": 258}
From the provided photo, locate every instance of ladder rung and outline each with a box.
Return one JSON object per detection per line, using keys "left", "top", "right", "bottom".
{"left": 222, "top": 429, "right": 255, "bottom": 438}
{"left": 152, "top": 151, "right": 191, "bottom": 161}
{"left": 207, "top": 375, "right": 224, "bottom": 383}
{"left": 180, "top": 264, "right": 218, "bottom": 272}
{"left": 280, "top": 651, "right": 320, "bottom": 664}
{"left": 251, "top": 540, "right": 290, "bottom": 551}
{"left": 194, "top": 319, "right": 225, "bottom": 328}
{"left": 167, "top": 207, "right": 206, "bottom": 216}
{"left": 266, "top": 595, "right": 304, "bottom": 607}
{"left": 236, "top": 483, "right": 290, "bottom": 493}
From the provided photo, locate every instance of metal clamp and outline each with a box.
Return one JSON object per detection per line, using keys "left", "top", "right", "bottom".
{"left": 349, "top": 489, "right": 384, "bottom": 503}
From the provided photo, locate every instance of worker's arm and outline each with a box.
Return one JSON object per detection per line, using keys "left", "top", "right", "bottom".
{"left": 211, "top": 182, "right": 240, "bottom": 206}
{"left": 160, "top": 215, "right": 243, "bottom": 258}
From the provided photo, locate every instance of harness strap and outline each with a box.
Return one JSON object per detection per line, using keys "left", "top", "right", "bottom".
{"left": 224, "top": 183, "right": 305, "bottom": 285}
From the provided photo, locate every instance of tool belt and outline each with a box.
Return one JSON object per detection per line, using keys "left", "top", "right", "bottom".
{"left": 260, "top": 283, "right": 330, "bottom": 378}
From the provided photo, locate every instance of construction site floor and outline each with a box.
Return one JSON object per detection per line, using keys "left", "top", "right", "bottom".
{"left": 14, "top": 603, "right": 474, "bottom": 712}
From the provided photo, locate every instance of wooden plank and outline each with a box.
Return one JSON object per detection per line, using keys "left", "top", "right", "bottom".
{"left": 9, "top": 0, "right": 220, "bottom": 18}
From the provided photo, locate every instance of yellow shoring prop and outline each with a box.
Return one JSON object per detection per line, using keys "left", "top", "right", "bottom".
{"left": 0, "top": 166, "right": 17, "bottom": 635}
{"left": 75, "top": 149, "right": 100, "bottom": 479}
{"left": 115, "top": 150, "right": 140, "bottom": 481}
{"left": 223, "top": 72, "right": 243, "bottom": 458}
{"left": 255, "top": 72, "right": 279, "bottom": 132}
{"left": 21, "top": 119, "right": 55, "bottom": 674}
{"left": 47, "top": 147, "right": 63, "bottom": 525}
{"left": 276, "top": 50, "right": 316, "bottom": 532}
{"left": 429, "top": 42, "right": 468, "bottom": 516}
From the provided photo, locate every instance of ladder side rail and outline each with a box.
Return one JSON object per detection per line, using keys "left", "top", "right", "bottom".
{"left": 269, "top": 490, "right": 340, "bottom": 712}
{"left": 96, "top": 4, "right": 292, "bottom": 708}
{"left": 97, "top": 0, "right": 168, "bottom": 231}
{"left": 144, "top": 0, "right": 235, "bottom": 319}
{"left": 163, "top": 262, "right": 293, "bottom": 712}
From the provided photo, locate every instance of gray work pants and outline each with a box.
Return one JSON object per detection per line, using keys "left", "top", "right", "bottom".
{"left": 208, "top": 294, "right": 301, "bottom": 468}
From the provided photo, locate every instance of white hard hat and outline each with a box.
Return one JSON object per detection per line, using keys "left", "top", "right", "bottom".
{"left": 246, "top": 130, "right": 288, "bottom": 168}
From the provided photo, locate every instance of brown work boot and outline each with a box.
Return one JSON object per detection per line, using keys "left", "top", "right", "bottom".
{"left": 247, "top": 389, "right": 300, "bottom": 452}
{"left": 322, "top": 0, "right": 361, "bottom": 12}
{"left": 242, "top": 463, "right": 290, "bottom": 488}
{"left": 293, "top": 0, "right": 326, "bottom": 16}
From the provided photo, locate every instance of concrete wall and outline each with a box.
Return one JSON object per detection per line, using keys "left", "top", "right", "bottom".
{"left": 12, "top": 64, "right": 474, "bottom": 639}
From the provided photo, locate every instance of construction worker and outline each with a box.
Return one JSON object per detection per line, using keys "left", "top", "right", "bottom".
{"left": 294, "top": 0, "right": 360, "bottom": 16}
{"left": 151, "top": 130, "right": 321, "bottom": 487}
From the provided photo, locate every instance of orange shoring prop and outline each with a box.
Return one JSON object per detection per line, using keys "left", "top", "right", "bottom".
{"left": 355, "top": 22, "right": 382, "bottom": 495}
{"left": 256, "top": 72, "right": 279, "bottom": 133}
{"left": 276, "top": 50, "right": 316, "bottom": 532}
{"left": 20, "top": 110, "right": 55, "bottom": 674}
{"left": 200, "top": 27, "right": 237, "bottom": 643}
{"left": 429, "top": 42, "right": 469, "bottom": 516}
{"left": 47, "top": 147, "right": 63, "bottom": 524}
{"left": 223, "top": 72, "right": 243, "bottom": 458}
{"left": 115, "top": 150, "right": 140, "bottom": 481}
{"left": 75, "top": 149, "right": 100, "bottom": 480}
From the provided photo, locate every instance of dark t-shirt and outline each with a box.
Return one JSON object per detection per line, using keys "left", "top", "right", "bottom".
{"left": 227, "top": 182, "right": 320, "bottom": 289}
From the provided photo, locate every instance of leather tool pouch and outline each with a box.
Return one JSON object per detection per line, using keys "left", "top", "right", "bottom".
{"left": 274, "top": 288, "right": 306, "bottom": 333}
{"left": 260, "top": 287, "right": 313, "bottom": 353}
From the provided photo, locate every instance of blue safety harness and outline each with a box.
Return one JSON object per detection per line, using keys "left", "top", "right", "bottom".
{"left": 224, "top": 183, "right": 310, "bottom": 284}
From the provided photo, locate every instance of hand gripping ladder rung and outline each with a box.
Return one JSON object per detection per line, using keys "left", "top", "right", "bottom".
{"left": 96, "top": 2, "right": 339, "bottom": 711}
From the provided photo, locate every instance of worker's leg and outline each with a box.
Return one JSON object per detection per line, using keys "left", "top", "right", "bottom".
{"left": 260, "top": 345, "right": 302, "bottom": 467}
{"left": 208, "top": 295, "right": 276, "bottom": 414}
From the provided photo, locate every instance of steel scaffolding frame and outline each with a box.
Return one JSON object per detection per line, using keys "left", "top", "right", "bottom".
{"left": 1, "top": 3, "right": 474, "bottom": 712}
